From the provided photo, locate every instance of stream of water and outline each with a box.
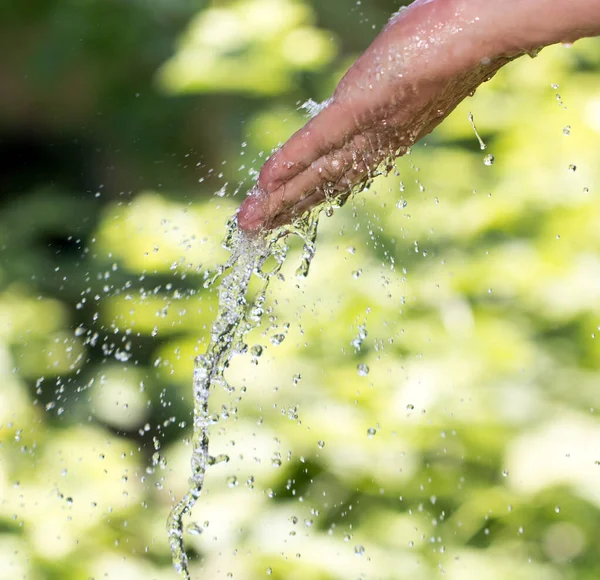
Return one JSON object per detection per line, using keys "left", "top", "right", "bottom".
{"left": 166, "top": 209, "right": 320, "bottom": 578}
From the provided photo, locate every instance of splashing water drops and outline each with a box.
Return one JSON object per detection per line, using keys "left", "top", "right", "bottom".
{"left": 352, "top": 324, "right": 368, "bottom": 350}
{"left": 166, "top": 211, "right": 320, "bottom": 578}
{"left": 299, "top": 97, "right": 331, "bottom": 119}
{"left": 166, "top": 143, "right": 404, "bottom": 576}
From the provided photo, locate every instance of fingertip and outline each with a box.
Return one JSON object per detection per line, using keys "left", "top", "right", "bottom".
{"left": 237, "top": 194, "right": 267, "bottom": 233}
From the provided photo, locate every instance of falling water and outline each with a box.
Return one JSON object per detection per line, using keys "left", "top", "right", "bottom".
{"left": 166, "top": 130, "right": 402, "bottom": 577}
{"left": 467, "top": 111, "right": 487, "bottom": 150}
{"left": 166, "top": 209, "right": 321, "bottom": 579}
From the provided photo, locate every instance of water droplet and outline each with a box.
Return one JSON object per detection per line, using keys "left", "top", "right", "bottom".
{"left": 354, "top": 545, "right": 365, "bottom": 556}
{"left": 483, "top": 154, "right": 495, "bottom": 166}
{"left": 208, "top": 454, "right": 230, "bottom": 466}
{"left": 357, "top": 363, "right": 370, "bottom": 376}
{"left": 227, "top": 476, "right": 238, "bottom": 488}
{"left": 317, "top": 440, "right": 325, "bottom": 449}
{"left": 468, "top": 111, "right": 487, "bottom": 150}
{"left": 502, "top": 469, "right": 509, "bottom": 477}
{"left": 555, "top": 506, "right": 561, "bottom": 514}
{"left": 187, "top": 522, "right": 203, "bottom": 535}
{"left": 367, "top": 427, "right": 377, "bottom": 438}
{"left": 563, "top": 125, "right": 571, "bottom": 136}
{"left": 568, "top": 164, "right": 577, "bottom": 172}
{"left": 250, "top": 345, "right": 263, "bottom": 357}
{"left": 270, "top": 333, "right": 285, "bottom": 346}
{"left": 352, "top": 325, "right": 368, "bottom": 350}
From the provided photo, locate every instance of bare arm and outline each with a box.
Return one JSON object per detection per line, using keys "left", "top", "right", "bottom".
{"left": 237, "top": 0, "right": 600, "bottom": 232}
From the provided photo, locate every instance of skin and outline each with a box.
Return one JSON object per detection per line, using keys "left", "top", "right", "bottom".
{"left": 237, "top": 0, "right": 600, "bottom": 232}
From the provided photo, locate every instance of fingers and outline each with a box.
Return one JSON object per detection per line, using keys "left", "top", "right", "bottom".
{"left": 257, "top": 101, "right": 355, "bottom": 193}
{"left": 237, "top": 189, "right": 268, "bottom": 232}
{"left": 238, "top": 100, "right": 359, "bottom": 232}
{"left": 238, "top": 128, "right": 392, "bottom": 232}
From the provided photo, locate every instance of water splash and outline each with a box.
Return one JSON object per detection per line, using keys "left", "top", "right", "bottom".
{"left": 167, "top": 136, "right": 408, "bottom": 576}
{"left": 298, "top": 98, "right": 331, "bottom": 119}
{"left": 166, "top": 211, "right": 320, "bottom": 578}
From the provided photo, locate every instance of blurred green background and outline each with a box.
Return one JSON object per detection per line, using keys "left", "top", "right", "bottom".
{"left": 1, "top": 1, "right": 600, "bottom": 579}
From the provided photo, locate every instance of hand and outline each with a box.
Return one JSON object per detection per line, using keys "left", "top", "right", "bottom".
{"left": 237, "top": 0, "right": 600, "bottom": 232}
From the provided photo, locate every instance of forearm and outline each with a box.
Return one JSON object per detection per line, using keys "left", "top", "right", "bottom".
{"left": 399, "top": 0, "right": 600, "bottom": 68}
{"left": 334, "top": 0, "right": 599, "bottom": 137}
{"left": 486, "top": 0, "right": 600, "bottom": 54}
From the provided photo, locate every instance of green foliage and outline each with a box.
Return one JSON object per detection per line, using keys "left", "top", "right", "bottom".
{"left": 158, "top": 0, "right": 338, "bottom": 95}
{"left": 1, "top": 0, "right": 600, "bottom": 579}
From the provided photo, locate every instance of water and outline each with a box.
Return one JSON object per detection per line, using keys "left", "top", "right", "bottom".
{"left": 166, "top": 210, "right": 321, "bottom": 578}
{"left": 483, "top": 154, "right": 495, "bottom": 166}
{"left": 299, "top": 98, "right": 331, "bottom": 119}
{"left": 468, "top": 112, "right": 487, "bottom": 151}
{"left": 166, "top": 123, "right": 427, "bottom": 576}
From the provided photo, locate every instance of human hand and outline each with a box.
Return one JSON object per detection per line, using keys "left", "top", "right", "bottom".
{"left": 237, "top": 0, "right": 600, "bottom": 232}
